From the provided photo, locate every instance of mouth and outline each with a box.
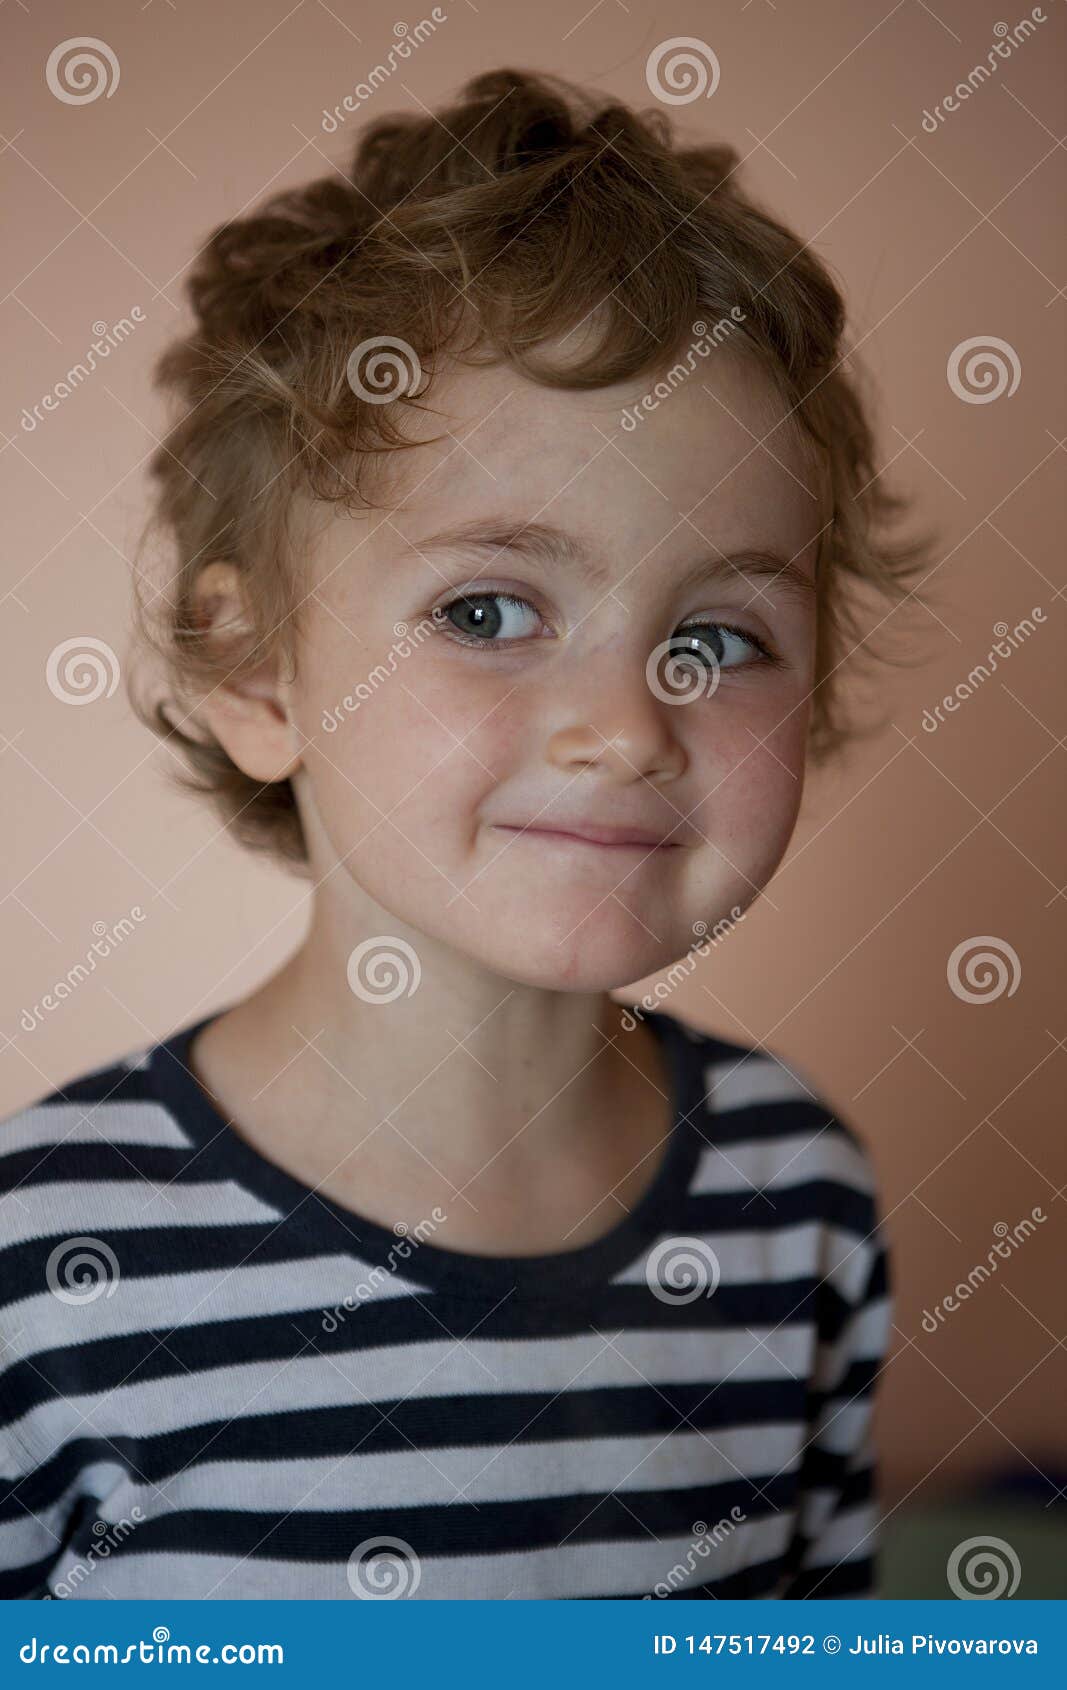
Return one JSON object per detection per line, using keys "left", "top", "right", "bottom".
{"left": 491, "top": 823, "right": 685, "bottom": 853}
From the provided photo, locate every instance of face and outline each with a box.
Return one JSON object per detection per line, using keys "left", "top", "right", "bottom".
{"left": 286, "top": 346, "right": 824, "bottom": 992}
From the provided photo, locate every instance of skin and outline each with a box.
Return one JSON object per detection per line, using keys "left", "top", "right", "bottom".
{"left": 185, "top": 344, "right": 825, "bottom": 1253}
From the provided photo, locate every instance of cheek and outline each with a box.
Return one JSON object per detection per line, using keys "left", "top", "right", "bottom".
{"left": 300, "top": 656, "right": 518, "bottom": 849}
{"left": 683, "top": 702, "right": 809, "bottom": 877}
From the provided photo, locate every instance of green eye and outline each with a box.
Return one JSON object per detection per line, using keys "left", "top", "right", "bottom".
{"left": 671, "top": 622, "right": 768, "bottom": 669}
{"left": 443, "top": 593, "right": 542, "bottom": 642}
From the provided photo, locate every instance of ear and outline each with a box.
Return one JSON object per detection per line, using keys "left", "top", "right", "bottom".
{"left": 189, "top": 561, "right": 302, "bottom": 784}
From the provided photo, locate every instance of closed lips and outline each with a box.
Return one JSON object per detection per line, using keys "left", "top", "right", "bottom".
{"left": 492, "top": 823, "right": 683, "bottom": 848}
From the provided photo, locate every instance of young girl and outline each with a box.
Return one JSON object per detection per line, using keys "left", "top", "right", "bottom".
{"left": 0, "top": 67, "right": 927, "bottom": 1601}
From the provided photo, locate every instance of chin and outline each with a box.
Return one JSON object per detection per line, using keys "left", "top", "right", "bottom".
{"left": 467, "top": 916, "right": 697, "bottom": 997}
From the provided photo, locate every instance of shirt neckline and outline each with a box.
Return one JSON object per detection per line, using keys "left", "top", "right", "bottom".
{"left": 146, "top": 1003, "right": 711, "bottom": 1301}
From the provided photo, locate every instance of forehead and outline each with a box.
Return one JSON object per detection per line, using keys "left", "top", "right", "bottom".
{"left": 373, "top": 347, "right": 825, "bottom": 573}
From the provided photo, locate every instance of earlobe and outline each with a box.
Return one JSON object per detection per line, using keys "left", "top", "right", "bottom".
{"left": 190, "top": 562, "right": 302, "bottom": 784}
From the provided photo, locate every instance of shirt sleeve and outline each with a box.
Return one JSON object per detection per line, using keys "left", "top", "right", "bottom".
{"left": 777, "top": 1194, "right": 893, "bottom": 1599}
{"left": 0, "top": 1400, "right": 68, "bottom": 1598}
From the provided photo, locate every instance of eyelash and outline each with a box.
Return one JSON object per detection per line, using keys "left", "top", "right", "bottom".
{"left": 435, "top": 591, "right": 784, "bottom": 669}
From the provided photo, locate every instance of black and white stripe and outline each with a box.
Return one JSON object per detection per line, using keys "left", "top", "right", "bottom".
{"left": 0, "top": 1007, "right": 890, "bottom": 1600}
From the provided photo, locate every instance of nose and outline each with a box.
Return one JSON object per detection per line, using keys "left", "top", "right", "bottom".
{"left": 545, "top": 665, "right": 689, "bottom": 787}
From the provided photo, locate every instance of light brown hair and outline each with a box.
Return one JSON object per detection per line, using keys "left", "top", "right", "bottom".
{"left": 131, "top": 66, "right": 934, "bottom": 874}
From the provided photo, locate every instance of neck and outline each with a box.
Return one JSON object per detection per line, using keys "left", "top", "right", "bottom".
{"left": 191, "top": 886, "right": 672, "bottom": 1251}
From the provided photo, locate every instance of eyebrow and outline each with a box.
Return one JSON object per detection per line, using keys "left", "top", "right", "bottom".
{"left": 401, "top": 516, "right": 818, "bottom": 607}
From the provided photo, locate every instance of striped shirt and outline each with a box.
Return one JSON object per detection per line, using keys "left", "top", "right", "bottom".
{"left": 0, "top": 1005, "right": 890, "bottom": 1601}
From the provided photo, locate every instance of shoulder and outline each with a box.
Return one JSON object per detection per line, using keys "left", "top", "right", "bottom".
{"left": 649, "top": 1007, "right": 888, "bottom": 1308}
{"left": 653, "top": 1007, "right": 876, "bottom": 1174}
{"left": 0, "top": 1026, "right": 249, "bottom": 1469}
{"left": 0, "top": 1031, "right": 200, "bottom": 1336}
{"left": 0, "top": 1033, "right": 194, "bottom": 1185}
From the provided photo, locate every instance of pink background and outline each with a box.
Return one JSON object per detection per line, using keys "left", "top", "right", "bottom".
{"left": 1, "top": 0, "right": 1064, "bottom": 1509}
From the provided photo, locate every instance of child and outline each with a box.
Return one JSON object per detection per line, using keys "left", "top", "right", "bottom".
{"left": 0, "top": 68, "right": 928, "bottom": 1601}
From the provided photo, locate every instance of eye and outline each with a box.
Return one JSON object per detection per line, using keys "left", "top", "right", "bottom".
{"left": 441, "top": 592, "right": 543, "bottom": 644}
{"left": 669, "top": 620, "right": 778, "bottom": 670}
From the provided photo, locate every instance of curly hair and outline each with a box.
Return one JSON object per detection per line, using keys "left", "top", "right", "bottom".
{"left": 130, "top": 65, "right": 935, "bottom": 875}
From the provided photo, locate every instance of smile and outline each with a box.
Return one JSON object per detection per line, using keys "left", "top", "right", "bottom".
{"left": 491, "top": 824, "right": 684, "bottom": 852}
